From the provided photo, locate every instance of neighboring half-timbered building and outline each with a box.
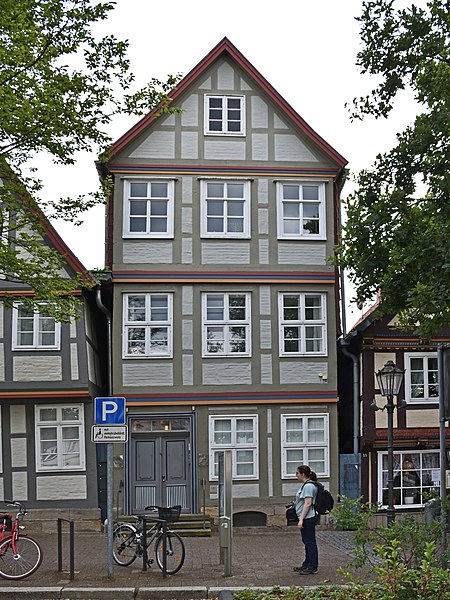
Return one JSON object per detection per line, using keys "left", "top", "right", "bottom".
{"left": 97, "top": 38, "right": 347, "bottom": 524}
{"left": 0, "top": 186, "right": 106, "bottom": 518}
{"left": 340, "top": 304, "right": 450, "bottom": 517}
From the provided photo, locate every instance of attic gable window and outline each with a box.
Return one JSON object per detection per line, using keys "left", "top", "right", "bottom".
{"left": 123, "top": 179, "right": 174, "bottom": 238}
{"left": 205, "top": 95, "right": 245, "bottom": 135}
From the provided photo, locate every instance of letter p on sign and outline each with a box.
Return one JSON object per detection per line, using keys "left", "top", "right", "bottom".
{"left": 94, "top": 397, "right": 126, "bottom": 425}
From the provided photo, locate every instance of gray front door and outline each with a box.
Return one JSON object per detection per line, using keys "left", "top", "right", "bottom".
{"left": 130, "top": 433, "right": 191, "bottom": 512}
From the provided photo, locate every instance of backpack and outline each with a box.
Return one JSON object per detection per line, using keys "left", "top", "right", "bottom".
{"left": 311, "top": 481, "right": 334, "bottom": 515}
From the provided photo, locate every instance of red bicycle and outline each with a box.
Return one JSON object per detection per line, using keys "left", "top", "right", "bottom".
{"left": 0, "top": 501, "right": 42, "bottom": 579}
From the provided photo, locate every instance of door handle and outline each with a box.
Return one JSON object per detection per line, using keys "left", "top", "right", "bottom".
{"left": 162, "top": 475, "right": 166, "bottom": 482}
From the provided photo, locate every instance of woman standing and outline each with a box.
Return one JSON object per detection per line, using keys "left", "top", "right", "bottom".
{"left": 293, "top": 464, "right": 318, "bottom": 575}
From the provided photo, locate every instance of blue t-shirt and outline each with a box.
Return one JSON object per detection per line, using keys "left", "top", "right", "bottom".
{"left": 295, "top": 480, "right": 317, "bottom": 520}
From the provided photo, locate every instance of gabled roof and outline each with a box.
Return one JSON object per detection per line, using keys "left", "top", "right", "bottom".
{"left": 108, "top": 37, "right": 348, "bottom": 168}
{"left": 0, "top": 161, "right": 93, "bottom": 286}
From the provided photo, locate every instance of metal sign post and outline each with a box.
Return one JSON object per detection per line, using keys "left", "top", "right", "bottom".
{"left": 218, "top": 450, "right": 233, "bottom": 576}
{"left": 94, "top": 397, "right": 127, "bottom": 579}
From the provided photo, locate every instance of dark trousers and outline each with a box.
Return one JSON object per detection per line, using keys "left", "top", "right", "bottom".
{"left": 300, "top": 516, "right": 318, "bottom": 569}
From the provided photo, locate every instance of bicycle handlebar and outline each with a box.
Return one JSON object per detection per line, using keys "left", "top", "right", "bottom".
{"left": 5, "top": 500, "right": 27, "bottom": 515}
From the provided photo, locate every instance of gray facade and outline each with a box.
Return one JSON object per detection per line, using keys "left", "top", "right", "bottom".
{"left": 100, "top": 38, "right": 347, "bottom": 523}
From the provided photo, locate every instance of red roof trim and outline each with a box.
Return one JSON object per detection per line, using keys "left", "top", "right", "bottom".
{"left": 110, "top": 37, "right": 347, "bottom": 168}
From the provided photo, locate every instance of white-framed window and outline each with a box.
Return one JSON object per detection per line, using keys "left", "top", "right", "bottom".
{"left": 123, "top": 293, "right": 173, "bottom": 358}
{"left": 276, "top": 182, "right": 326, "bottom": 239}
{"left": 209, "top": 415, "right": 258, "bottom": 480}
{"left": 35, "top": 404, "right": 85, "bottom": 471}
{"left": 204, "top": 95, "right": 245, "bottom": 135}
{"left": 281, "top": 414, "right": 329, "bottom": 478}
{"left": 123, "top": 179, "right": 174, "bottom": 238}
{"left": 202, "top": 292, "right": 251, "bottom": 357}
{"left": 404, "top": 353, "right": 439, "bottom": 403}
{"left": 278, "top": 293, "right": 327, "bottom": 356}
{"left": 200, "top": 180, "right": 251, "bottom": 238}
{"left": 12, "top": 303, "right": 61, "bottom": 350}
{"left": 378, "top": 450, "right": 440, "bottom": 508}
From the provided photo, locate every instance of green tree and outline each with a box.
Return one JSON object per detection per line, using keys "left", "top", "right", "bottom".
{"left": 337, "top": 0, "right": 450, "bottom": 337}
{"left": 0, "top": 0, "right": 180, "bottom": 319}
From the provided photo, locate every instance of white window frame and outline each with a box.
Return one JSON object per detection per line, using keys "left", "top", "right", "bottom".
{"left": 281, "top": 414, "right": 329, "bottom": 478}
{"left": 204, "top": 95, "right": 246, "bottom": 136}
{"left": 202, "top": 292, "right": 251, "bottom": 357}
{"left": 276, "top": 181, "right": 326, "bottom": 240}
{"left": 200, "top": 179, "right": 251, "bottom": 238}
{"left": 35, "top": 404, "right": 85, "bottom": 472}
{"left": 209, "top": 415, "right": 258, "bottom": 480}
{"left": 123, "top": 293, "right": 173, "bottom": 358}
{"left": 278, "top": 293, "right": 327, "bottom": 356}
{"left": 377, "top": 450, "right": 440, "bottom": 508}
{"left": 123, "top": 178, "right": 174, "bottom": 238}
{"left": 12, "top": 302, "right": 61, "bottom": 350}
{"left": 404, "top": 352, "right": 439, "bottom": 404}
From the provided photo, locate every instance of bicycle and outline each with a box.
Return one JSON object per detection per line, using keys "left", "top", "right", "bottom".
{"left": 113, "top": 504, "right": 185, "bottom": 575}
{"left": 0, "top": 500, "right": 42, "bottom": 580}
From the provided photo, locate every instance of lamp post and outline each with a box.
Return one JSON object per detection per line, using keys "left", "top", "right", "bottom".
{"left": 374, "top": 360, "right": 405, "bottom": 526}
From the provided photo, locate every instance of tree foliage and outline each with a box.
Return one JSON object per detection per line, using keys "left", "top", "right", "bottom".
{"left": 0, "top": 0, "right": 181, "bottom": 318}
{"left": 337, "top": 0, "right": 450, "bottom": 337}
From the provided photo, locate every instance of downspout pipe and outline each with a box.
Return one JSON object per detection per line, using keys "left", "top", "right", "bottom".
{"left": 95, "top": 285, "right": 112, "bottom": 397}
{"left": 340, "top": 337, "right": 359, "bottom": 455}
{"left": 95, "top": 283, "right": 114, "bottom": 579}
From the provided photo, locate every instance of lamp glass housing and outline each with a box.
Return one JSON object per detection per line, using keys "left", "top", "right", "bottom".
{"left": 376, "top": 360, "right": 405, "bottom": 397}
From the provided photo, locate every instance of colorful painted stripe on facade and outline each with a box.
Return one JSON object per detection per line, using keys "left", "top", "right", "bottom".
{"left": 125, "top": 390, "right": 338, "bottom": 407}
{"left": 0, "top": 389, "right": 90, "bottom": 399}
{"left": 112, "top": 271, "right": 336, "bottom": 284}
{"left": 108, "top": 164, "right": 338, "bottom": 179}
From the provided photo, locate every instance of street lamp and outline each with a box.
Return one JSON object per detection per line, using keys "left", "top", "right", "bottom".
{"left": 373, "top": 360, "right": 405, "bottom": 526}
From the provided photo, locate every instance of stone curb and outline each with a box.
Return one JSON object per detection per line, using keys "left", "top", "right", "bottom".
{"left": 136, "top": 587, "right": 208, "bottom": 599}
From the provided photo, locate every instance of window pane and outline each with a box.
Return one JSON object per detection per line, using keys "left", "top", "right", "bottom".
{"left": 307, "top": 417, "right": 325, "bottom": 442}
{"left": 305, "top": 326, "right": 323, "bottom": 353}
{"left": 206, "top": 327, "right": 224, "bottom": 353}
{"left": 207, "top": 183, "right": 224, "bottom": 198}
{"left": 62, "top": 407, "right": 80, "bottom": 421}
{"left": 130, "top": 200, "right": 147, "bottom": 215}
{"left": 286, "top": 449, "right": 303, "bottom": 474}
{"left": 286, "top": 418, "right": 303, "bottom": 443}
{"left": 39, "top": 408, "right": 57, "bottom": 422}
{"left": 227, "top": 184, "right": 244, "bottom": 198}
{"left": 283, "top": 185, "right": 299, "bottom": 200}
{"left": 236, "top": 450, "right": 254, "bottom": 476}
{"left": 283, "top": 295, "right": 300, "bottom": 320}
{"left": 150, "top": 182, "right": 168, "bottom": 197}
{"left": 127, "top": 328, "right": 145, "bottom": 354}
{"left": 229, "top": 327, "right": 246, "bottom": 353}
{"left": 150, "top": 327, "right": 168, "bottom": 351}
{"left": 127, "top": 296, "right": 146, "bottom": 321}
{"left": 150, "top": 200, "right": 168, "bottom": 216}
{"left": 302, "top": 186, "right": 319, "bottom": 200}
{"left": 228, "top": 295, "right": 246, "bottom": 320}
{"left": 207, "top": 201, "right": 224, "bottom": 216}
{"left": 283, "top": 202, "right": 300, "bottom": 218}
{"left": 150, "top": 296, "right": 168, "bottom": 321}
{"left": 206, "top": 296, "right": 224, "bottom": 321}
{"left": 236, "top": 419, "right": 254, "bottom": 444}
{"left": 130, "top": 217, "right": 147, "bottom": 232}
{"left": 130, "top": 183, "right": 147, "bottom": 197}
{"left": 214, "top": 420, "right": 231, "bottom": 445}
{"left": 305, "top": 296, "right": 322, "bottom": 320}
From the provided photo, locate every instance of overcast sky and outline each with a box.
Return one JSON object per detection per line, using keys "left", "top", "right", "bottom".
{"left": 41, "top": 0, "right": 423, "bottom": 329}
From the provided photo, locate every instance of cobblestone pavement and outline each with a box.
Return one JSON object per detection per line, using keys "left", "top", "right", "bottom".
{"left": 0, "top": 527, "right": 375, "bottom": 594}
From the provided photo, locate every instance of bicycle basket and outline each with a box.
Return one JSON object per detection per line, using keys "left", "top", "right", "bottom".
{"left": 158, "top": 505, "right": 181, "bottom": 523}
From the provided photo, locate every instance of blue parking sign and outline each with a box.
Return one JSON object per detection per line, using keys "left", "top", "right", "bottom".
{"left": 94, "top": 397, "right": 126, "bottom": 425}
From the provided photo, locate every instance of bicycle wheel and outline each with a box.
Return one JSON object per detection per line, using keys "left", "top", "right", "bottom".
{"left": 155, "top": 530, "right": 185, "bottom": 575}
{"left": 0, "top": 535, "right": 42, "bottom": 579}
{"left": 113, "top": 524, "right": 138, "bottom": 566}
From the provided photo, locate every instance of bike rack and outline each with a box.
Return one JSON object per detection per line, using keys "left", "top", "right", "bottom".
{"left": 141, "top": 516, "right": 168, "bottom": 578}
{"left": 57, "top": 518, "right": 75, "bottom": 580}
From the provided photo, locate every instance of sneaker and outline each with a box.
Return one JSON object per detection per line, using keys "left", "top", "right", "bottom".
{"left": 297, "top": 566, "right": 318, "bottom": 574}
{"left": 293, "top": 566, "right": 307, "bottom": 572}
